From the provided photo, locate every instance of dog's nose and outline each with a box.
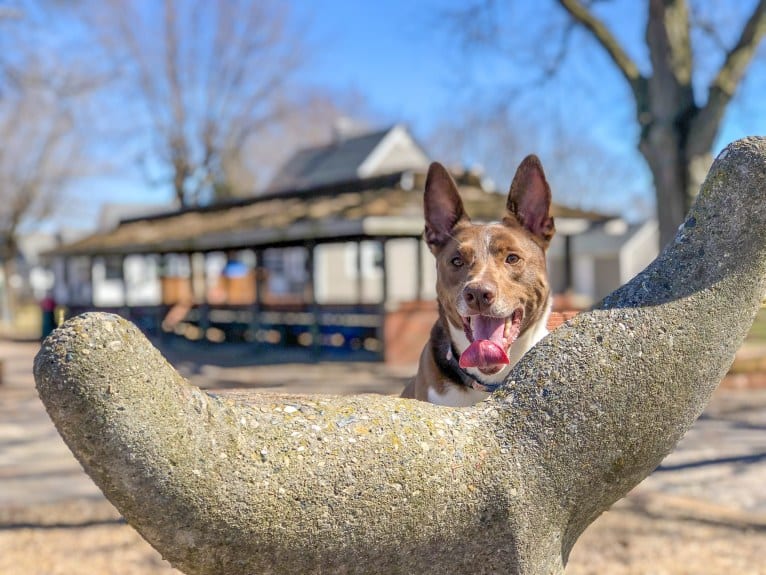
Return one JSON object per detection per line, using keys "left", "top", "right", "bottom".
{"left": 463, "top": 283, "right": 496, "bottom": 311}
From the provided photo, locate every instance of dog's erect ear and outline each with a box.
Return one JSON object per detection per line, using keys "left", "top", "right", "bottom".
{"left": 507, "top": 154, "right": 555, "bottom": 245}
{"left": 424, "top": 162, "right": 468, "bottom": 248}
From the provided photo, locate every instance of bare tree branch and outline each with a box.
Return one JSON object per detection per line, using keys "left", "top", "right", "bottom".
{"left": 541, "top": 20, "right": 577, "bottom": 78}
{"left": 438, "top": 1, "right": 766, "bottom": 247}
{"left": 689, "top": 3, "right": 729, "bottom": 53}
{"left": 88, "top": 0, "right": 315, "bottom": 205}
{"left": 688, "top": 0, "right": 766, "bottom": 154}
{"left": 0, "top": 51, "right": 100, "bottom": 319}
{"left": 645, "top": 0, "right": 694, "bottom": 102}
{"left": 556, "top": 0, "right": 647, "bottom": 100}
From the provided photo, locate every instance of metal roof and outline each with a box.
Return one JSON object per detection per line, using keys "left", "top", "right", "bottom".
{"left": 49, "top": 173, "right": 419, "bottom": 256}
{"left": 49, "top": 170, "right": 616, "bottom": 257}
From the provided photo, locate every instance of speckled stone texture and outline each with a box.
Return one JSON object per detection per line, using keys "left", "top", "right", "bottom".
{"left": 35, "top": 138, "right": 766, "bottom": 575}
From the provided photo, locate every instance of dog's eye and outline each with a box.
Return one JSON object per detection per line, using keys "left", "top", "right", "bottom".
{"left": 506, "top": 253, "right": 520, "bottom": 265}
{"left": 451, "top": 256, "right": 464, "bottom": 267}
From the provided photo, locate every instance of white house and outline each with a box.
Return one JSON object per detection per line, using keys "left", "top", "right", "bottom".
{"left": 547, "top": 219, "right": 659, "bottom": 307}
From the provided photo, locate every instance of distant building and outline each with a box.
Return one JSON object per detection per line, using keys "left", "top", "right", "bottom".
{"left": 548, "top": 219, "right": 659, "bottom": 304}
{"left": 46, "top": 125, "right": 658, "bottom": 362}
{"left": 267, "top": 124, "right": 430, "bottom": 191}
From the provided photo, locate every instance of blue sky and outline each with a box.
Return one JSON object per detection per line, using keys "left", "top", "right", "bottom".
{"left": 295, "top": 1, "right": 456, "bottom": 134}
{"left": 298, "top": 0, "right": 764, "bottom": 145}
{"left": 72, "top": 0, "right": 766, "bottom": 225}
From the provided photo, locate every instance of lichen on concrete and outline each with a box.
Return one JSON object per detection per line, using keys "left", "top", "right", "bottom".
{"left": 35, "top": 137, "right": 766, "bottom": 574}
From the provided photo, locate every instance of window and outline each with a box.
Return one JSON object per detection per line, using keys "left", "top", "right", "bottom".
{"left": 344, "top": 241, "right": 382, "bottom": 279}
{"left": 104, "top": 256, "right": 124, "bottom": 280}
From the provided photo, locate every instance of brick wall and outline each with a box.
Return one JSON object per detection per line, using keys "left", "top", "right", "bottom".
{"left": 383, "top": 301, "right": 438, "bottom": 365}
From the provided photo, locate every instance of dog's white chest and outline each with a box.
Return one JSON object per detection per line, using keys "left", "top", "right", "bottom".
{"left": 427, "top": 385, "right": 488, "bottom": 407}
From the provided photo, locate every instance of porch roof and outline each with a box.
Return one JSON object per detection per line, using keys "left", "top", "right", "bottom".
{"left": 50, "top": 170, "right": 614, "bottom": 257}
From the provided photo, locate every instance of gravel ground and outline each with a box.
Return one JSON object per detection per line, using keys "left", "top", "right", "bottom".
{"left": 2, "top": 339, "right": 766, "bottom": 574}
{"left": 1, "top": 495, "right": 764, "bottom": 575}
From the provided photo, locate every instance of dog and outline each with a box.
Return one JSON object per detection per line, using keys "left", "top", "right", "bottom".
{"left": 401, "top": 155, "right": 555, "bottom": 406}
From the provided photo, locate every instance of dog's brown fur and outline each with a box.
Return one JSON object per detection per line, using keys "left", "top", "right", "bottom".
{"left": 402, "top": 156, "right": 555, "bottom": 405}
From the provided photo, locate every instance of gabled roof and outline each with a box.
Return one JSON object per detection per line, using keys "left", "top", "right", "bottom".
{"left": 267, "top": 124, "right": 429, "bottom": 192}
{"left": 97, "top": 202, "right": 177, "bottom": 232}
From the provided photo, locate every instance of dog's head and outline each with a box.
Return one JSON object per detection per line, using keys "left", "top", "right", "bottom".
{"left": 424, "top": 155, "right": 555, "bottom": 375}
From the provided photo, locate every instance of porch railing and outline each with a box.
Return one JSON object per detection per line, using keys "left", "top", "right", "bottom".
{"left": 64, "top": 303, "right": 385, "bottom": 362}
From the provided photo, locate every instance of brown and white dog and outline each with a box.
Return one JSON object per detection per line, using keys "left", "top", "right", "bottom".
{"left": 401, "top": 155, "right": 555, "bottom": 406}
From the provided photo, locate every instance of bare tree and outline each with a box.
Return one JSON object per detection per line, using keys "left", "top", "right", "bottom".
{"left": 442, "top": 1, "right": 766, "bottom": 246}
{"left": 560, "top": 0, "right": 766, "bottom": 246}
{"left": 88, "top": 0, "right": 316, "bottom": 206}
{"left": 0, "top": 77, "right": 92, "bottom": 320}
{"left": 427, "top": 110, "right": 649, "bottom": 219}
{"left": 0, "top": 3, "right": 102, "bottom": 322}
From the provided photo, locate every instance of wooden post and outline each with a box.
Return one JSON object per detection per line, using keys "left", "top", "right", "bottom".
{"left": 379, "top": 239, "right": 388, "bottom": 305}
{"left": 191, "top": 253, "right": 209, "bottom": 337}
{"left": 306, "top": 243, "right": 320, "bottom": 361}
{"left": 85, "top": 256, "right": 94, "bottom": 306}
{"left": 119, "top": 255, "right": 130, "bottom": 321}
{"left": 564, "top": 234, "right": 574, "bottom": 294}
{"left": 378, "top": 238, "right": 388, "bottom": 361}
{"left": 250, "top": 249, "right": 264, "bottom": 351}
{"left": 356, "top": 241, "right": 364, "bottom": 305}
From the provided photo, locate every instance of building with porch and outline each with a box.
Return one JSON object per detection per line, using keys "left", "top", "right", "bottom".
{"left": 46, "top": 125, "right": 658, "bottom": 363}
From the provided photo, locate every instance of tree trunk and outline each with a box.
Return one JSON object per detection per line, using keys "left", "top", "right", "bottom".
{"left": 639, "top": 126, "right": 714, "bottom": 248}
{"left": 639, "top": 127, "right": 687, "bottom": 248}
{"left": 557, "top": 0, "right": 766, "bottom": 249}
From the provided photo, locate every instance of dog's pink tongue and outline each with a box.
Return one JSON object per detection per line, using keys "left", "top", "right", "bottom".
{"left": 459, "top": 316, "right": 510, "bottom": 369}
{"left": 459, "top": 340, "right": 509, "bottom": 368}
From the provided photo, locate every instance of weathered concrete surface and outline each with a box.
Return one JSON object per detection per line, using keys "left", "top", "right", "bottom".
{"left": 34, "top": 137, "right": 766, "bottom": 574}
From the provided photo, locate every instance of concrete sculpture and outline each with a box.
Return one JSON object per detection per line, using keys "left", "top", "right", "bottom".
{"left": 35, "top": 138, "right": 766, "bottom": 574}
